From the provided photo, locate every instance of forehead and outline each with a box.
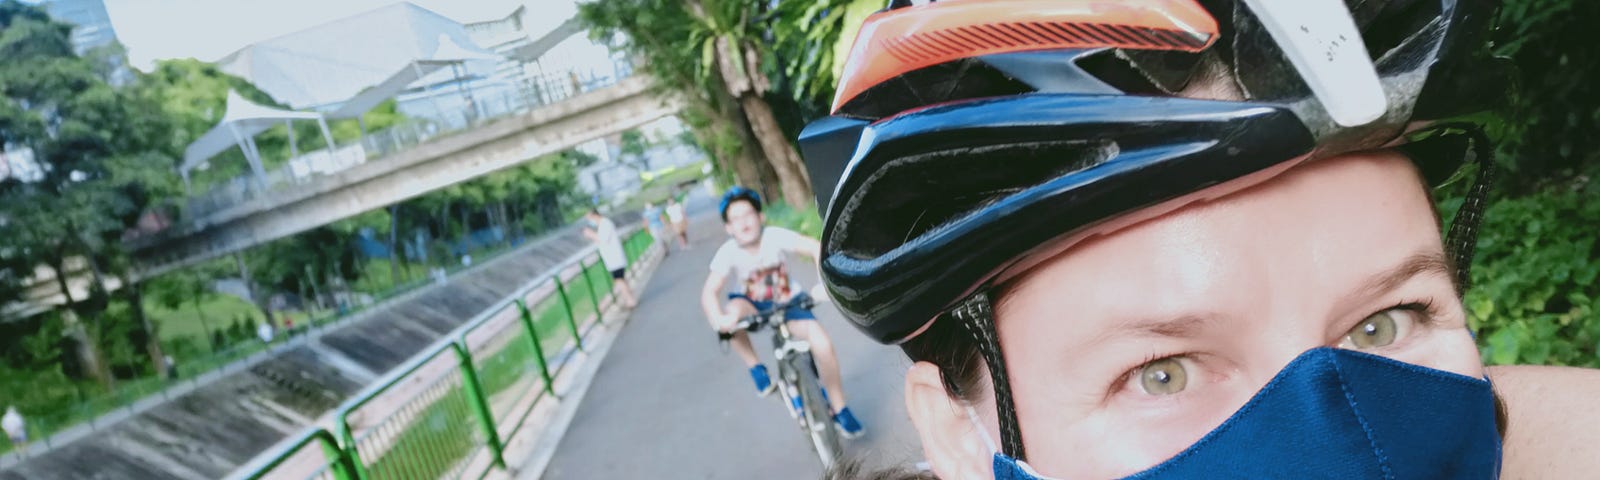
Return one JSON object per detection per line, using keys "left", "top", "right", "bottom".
{"left": 997, "top": 151, "right": 1442, "bottom": 333}
{"left": 725, "top": 199, "right": 758, "bottom": 217}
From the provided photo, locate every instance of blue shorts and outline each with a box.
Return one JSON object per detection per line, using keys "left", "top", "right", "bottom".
{"left": 727, "top": 293, "right": 817, "bottom": 321}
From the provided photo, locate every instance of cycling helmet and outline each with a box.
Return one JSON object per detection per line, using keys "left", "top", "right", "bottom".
{"left": 719, "top": 186, "right": 765, "bottom": 221}
{"left": 799, "top": 0, "right": 1510, "bottom": 459}
{"left": 803, "top": 0, "right": 1508, "bottom": 345}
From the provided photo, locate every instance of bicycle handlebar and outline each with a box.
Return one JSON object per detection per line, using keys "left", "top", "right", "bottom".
{"left": 716, "top": 293, "right": 817, "bottom": 342}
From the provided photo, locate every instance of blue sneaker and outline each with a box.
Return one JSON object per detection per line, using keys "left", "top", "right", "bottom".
{"left": 750, "top": 365, "right": 775, "bottom": 397}
{"left": 834, "top": 407, "right": 865, "bottom": 439}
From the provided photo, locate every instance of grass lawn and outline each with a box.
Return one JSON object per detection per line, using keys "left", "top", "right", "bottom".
{"left": 617, "top": 161, "right": 709, "bottom": 213}
{"left": 147, "top": 294, "right": 261, "bottom": 342}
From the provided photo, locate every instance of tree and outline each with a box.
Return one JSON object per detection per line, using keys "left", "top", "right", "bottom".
{"left": 580, "top": 0, "right": 783, "bottom": 202}
{"left": 766, "top": 0, "right": 882, "bottom": 116}
{"left": 0, "top": 1, "right": 178, "bottom": 386}
{"left": 686, "top": 0, "right": 815, "bottom": 208}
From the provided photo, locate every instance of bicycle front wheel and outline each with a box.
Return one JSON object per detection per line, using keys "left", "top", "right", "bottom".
{"left": 788, "top": 352, "right": 843, "bottom": 468}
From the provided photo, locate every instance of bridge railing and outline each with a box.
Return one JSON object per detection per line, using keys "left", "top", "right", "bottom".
{"left": 232, "top": 228, "right": 658, "bottom": 480}
{"left": 183, "top": 58, "right": 637, "bottom": 222}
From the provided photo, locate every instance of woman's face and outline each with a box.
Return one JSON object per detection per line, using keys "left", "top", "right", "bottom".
{"left": 908, "top": 151, "right": 1484, "bottom": 479}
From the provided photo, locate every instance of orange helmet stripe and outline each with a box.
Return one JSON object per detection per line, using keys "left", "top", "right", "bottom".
{"left": 832, "top": 0, "right": 1219, "bottom": 113}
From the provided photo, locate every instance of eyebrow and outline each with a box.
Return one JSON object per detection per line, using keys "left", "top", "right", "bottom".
{"left": 1100, "top": 251, "right": 1451, "bottom": 342}
{"left": 1112, "top": 314, "right": 1215, "bottom": 339}
{"left": 1337, "top": 250, "right": 1454, "bottom": 309}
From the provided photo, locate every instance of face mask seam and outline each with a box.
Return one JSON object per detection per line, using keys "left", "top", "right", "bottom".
{"left": 1331, "top": 357, "right": 1397, "bottom": 480}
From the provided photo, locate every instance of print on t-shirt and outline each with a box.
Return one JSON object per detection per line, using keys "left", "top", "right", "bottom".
{"left": 709, "top": 227, "right": 807, "bottom": 304}
{"left": 741, "top": 263, "right": 791, "bottom": 302}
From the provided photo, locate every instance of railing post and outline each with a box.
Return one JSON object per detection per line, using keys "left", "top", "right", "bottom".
{"left": 578, "top": 259, "right": 606, "bottom": 324}
{"left": 321, "top": 433, "right": 359, "bottom": 480}
{"left": 515, "top": 299, "right": 557, "bottom": 396}
{"left": 553, "top": 279, "right": 584, "bottom": 352}
{"left": 336, "top": 414, "right": 371, "bottom": 480}
{"left": 452, "top": 343, "right": 507, "bottom": 471}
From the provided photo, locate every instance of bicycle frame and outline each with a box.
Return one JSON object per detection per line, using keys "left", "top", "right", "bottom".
{"left": 717, "top": 294, "right": 843, "bottom": 467}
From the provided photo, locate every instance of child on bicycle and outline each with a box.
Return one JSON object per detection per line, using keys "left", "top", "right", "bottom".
{"left": 700, "top": 187, "right": 865, "bottom": 438}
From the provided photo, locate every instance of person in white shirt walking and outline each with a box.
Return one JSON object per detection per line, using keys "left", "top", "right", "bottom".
{"left": 583, "top": 209, "right": 639, "bottom": 309}
{"left": 665, "top": 195, "right": 688, "bottom": 249}
{"left": 256, "top": 321, "right": 274, "bottom": 344}
{"left": 3, "top": 406, "right": 26, "bottom": 447}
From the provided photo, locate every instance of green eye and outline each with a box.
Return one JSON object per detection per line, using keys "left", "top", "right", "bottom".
{"left": 1345, "top": 310, "right": 1400, "bottom": 349}
{"left": 1139, "top": 358, "right": 1188, "bottom": 395}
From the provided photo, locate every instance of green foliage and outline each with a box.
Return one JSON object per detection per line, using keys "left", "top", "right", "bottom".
{"left": 0, "top": 0, "right": 178, "bottom": 391}
{"left": 763, "top": 202, "right": 823, "bottom": 239}
{"left": 1443, "top": 167, "right": 1600, "bottom": 367}
{"left": 581, "top": 0, "right": 770, "bottom": 188}
{"left": 619, "top": 129, "right": 648, "bottom": 159}
{"left": 1485, "top": 0, "right": 1600, "bottom": 191}
{"left": 765, "top": 0, "right": 880, "bottom": 112}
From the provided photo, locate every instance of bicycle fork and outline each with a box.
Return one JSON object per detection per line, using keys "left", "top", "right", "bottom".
{"left": 773, "top": 338, "right": 812, "bottom": 419}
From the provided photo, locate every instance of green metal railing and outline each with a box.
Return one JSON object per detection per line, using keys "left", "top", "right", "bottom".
{"left": 2, "top": 223, "right": 653, "bottom": 460}
{"left": 233, "top": 229, "right": 656, "bottom": 480}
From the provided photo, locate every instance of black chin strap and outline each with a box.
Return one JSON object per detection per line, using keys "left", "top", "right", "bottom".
{"left": 953, "top": 292, "right": 1027, "bottom": 460}
{"left": 1437, "top": 124, "right": 1497, "bottom": 293}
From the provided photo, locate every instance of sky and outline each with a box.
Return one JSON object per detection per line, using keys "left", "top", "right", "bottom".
{"left": 94, "top": 0, "right": 579, "bottom": 70}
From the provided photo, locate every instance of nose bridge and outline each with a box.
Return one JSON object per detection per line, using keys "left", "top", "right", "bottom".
{"left": 1237, "top": 251, "right": 1336, "bottom": 389}
{"left": 1244, "top": 310, "right": 1332, "bottom": 391}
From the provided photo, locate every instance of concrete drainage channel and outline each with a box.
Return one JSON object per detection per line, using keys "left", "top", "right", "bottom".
{"left": 225, "top": 228, "right": 667, "bottom": 480}
{"left": 0, "top": 215, "right": 648, "bottom": 480}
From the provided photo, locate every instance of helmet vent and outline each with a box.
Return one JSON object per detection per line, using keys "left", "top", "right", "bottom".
{"left": 835, "top": 140, "right": 1118, "bottom": 259}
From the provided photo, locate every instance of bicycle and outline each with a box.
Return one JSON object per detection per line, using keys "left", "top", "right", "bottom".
{"left": 718, "top": 292, "right": 844, "bottom": 468}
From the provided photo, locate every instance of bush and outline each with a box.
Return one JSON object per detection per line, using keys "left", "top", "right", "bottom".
{"left": 1441, "top": 168, "right": 1600, "bottom": 367}
{"left": 763, "top": 202, "right": 823, "bottom": 239}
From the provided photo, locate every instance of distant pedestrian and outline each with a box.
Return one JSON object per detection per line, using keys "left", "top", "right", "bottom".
{"left": 164, "top": 355, "right": 179, "bottom": 379}
{"left": 665, "top": 195, "right": 688, "bottom": 249}
{"left": 582, "top": 209, "right": 639, "bottom": 309}
{"left": 257, "top": 321, "right": 274, "bottom": 343}
{"left": 3, "top": 406, "right": 25, "bottom": 446}
{"left": 642, "top": 202, "right": 669, "bottom": 255}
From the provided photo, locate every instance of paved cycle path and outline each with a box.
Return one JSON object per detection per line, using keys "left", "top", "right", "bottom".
{"left": 541, "top": 195, "right": 923, "bottom": 479}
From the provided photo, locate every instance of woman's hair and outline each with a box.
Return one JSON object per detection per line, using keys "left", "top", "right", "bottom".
{"left": 826, "top": 455, "right": 940, "bottom": 480}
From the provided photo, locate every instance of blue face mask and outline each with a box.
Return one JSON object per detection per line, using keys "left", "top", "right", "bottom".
{"left": 979, "top": 348, "right": 1501, "bottom": 480}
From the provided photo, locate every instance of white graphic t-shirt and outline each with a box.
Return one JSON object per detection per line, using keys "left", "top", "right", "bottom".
{"left": 666, "top": 203, "right": 686, "bottom": 223}
{"left": 595, "top": 217, "right": 627, "bottom": 270}
{"left": 709, "top": 227, "right": 807, "bottom": 302}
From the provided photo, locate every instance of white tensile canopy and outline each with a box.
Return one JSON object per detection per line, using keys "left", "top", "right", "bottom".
{"left": 215, "top": 3, "right": 501, "bottom": 111}
{"left": 179, "top": 90, "right": 335, "bottom": 190}
{"left": 325, "top": 34, "right": 504, "bottom": 121}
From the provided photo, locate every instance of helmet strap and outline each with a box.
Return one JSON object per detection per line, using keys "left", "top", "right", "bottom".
{"left": 1436, "top": 123, "right": 1497, "bottom": 292}
{"left": 953, "top": 292, "right": 1027, "bottom": 460}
